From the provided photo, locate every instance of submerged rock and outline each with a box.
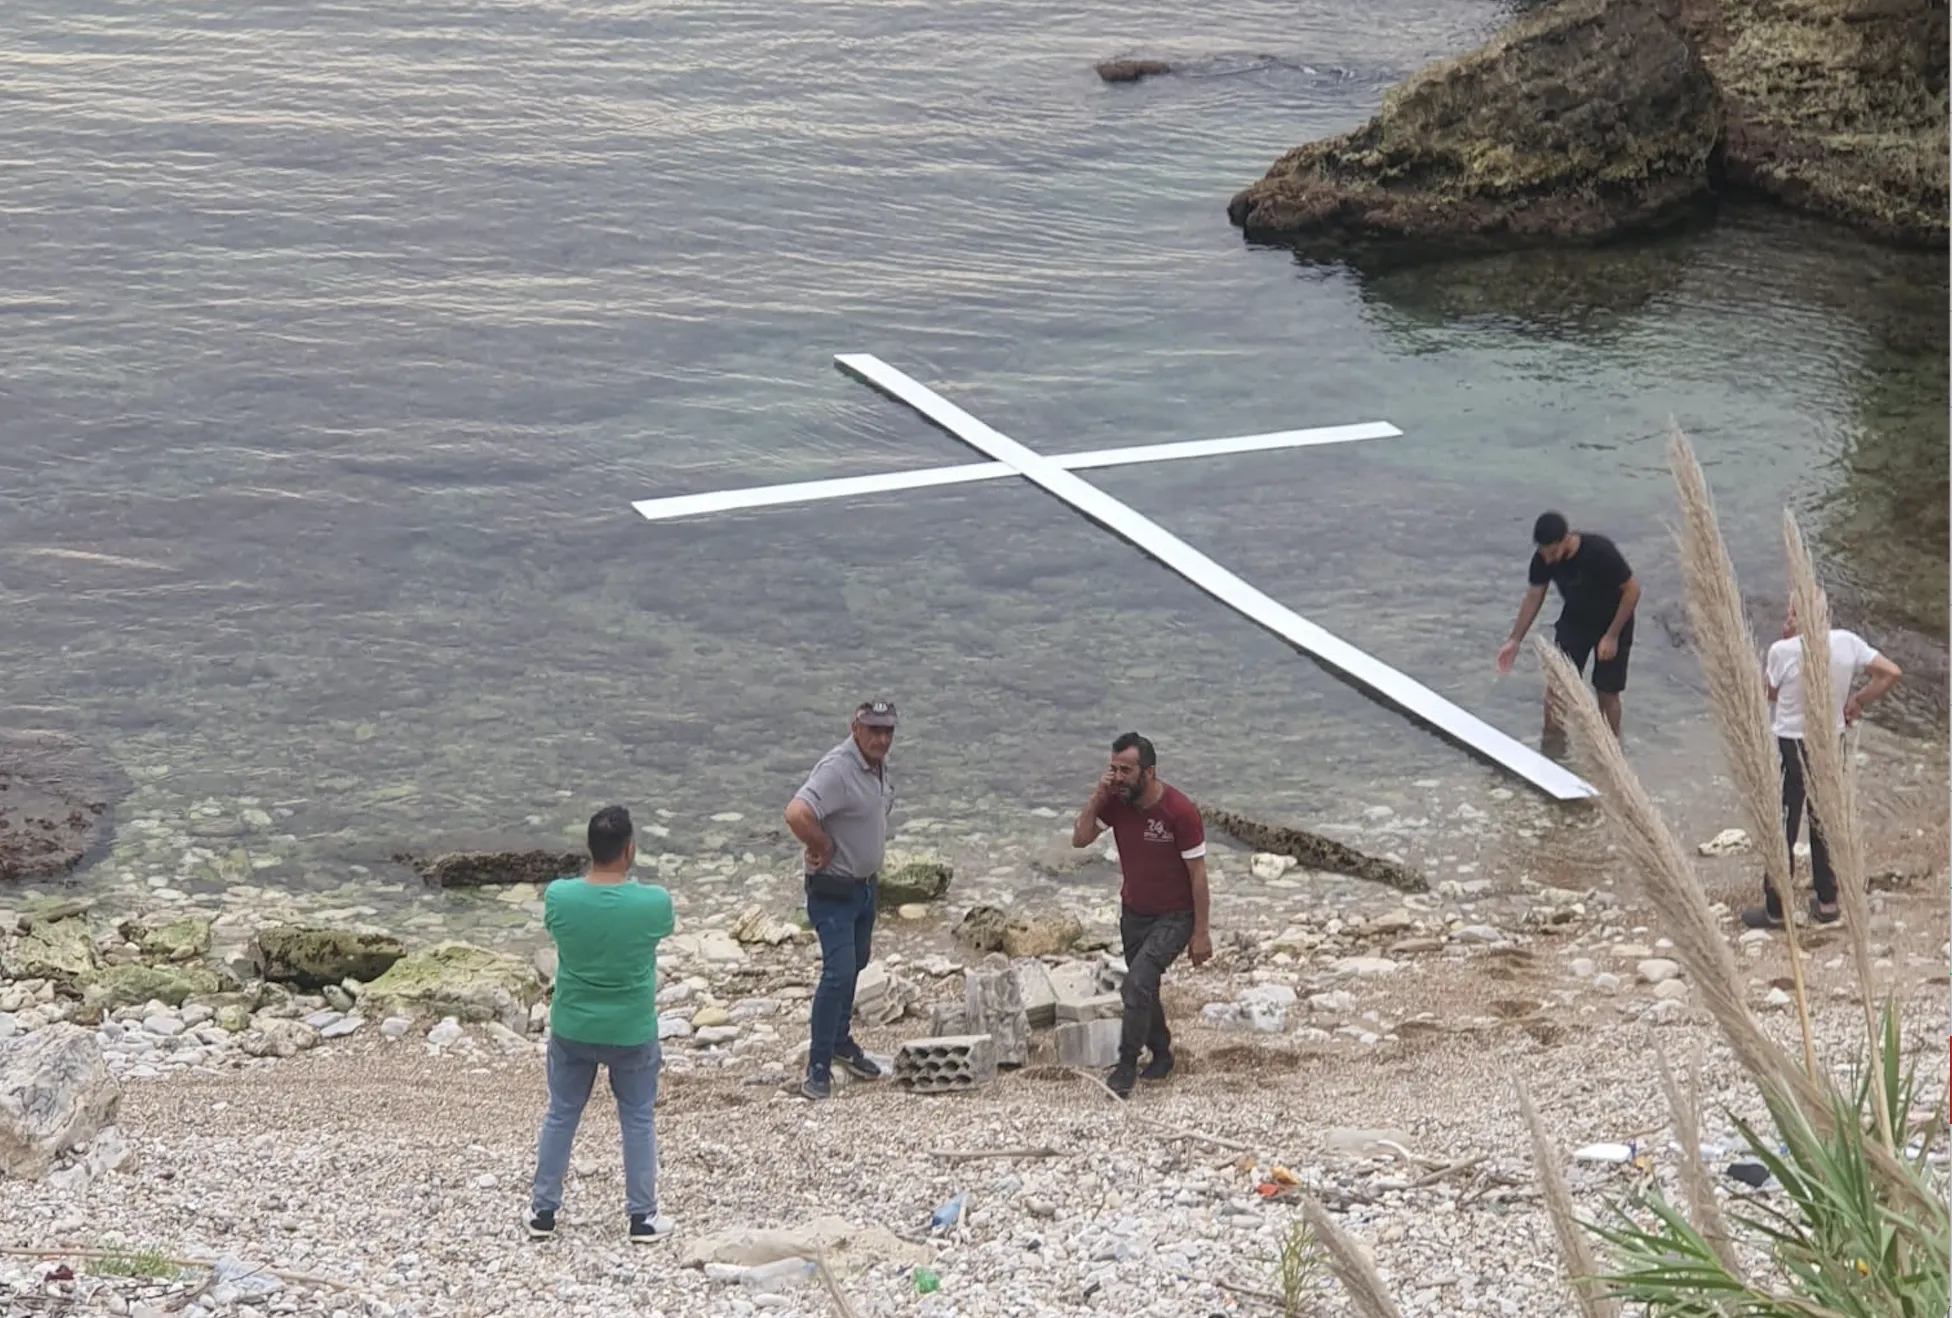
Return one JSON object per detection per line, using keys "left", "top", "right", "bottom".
{"left": 1096, "top": 58, "right": 1173, "bottom": 83}
{"left": 0, "top": 730, "right": 124, "bottom": 885}
{"left": 396, "top": 850, "right": 584, "bottom": 888}
{"left": 251, "top": 924, "right": 405, "bottom": 990}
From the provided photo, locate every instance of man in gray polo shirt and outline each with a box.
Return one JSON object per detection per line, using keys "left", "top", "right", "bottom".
{"left": 783, "top": 699, "right": 898, "bottom": 1101}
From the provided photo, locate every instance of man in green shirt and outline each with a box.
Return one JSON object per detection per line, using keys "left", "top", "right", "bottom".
{"left": 527, "top": 805, "right": 677, "bottom": 1244}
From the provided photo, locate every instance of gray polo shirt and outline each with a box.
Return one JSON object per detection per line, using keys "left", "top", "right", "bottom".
{"left": 793, "top": 737, "right": 894, "bottom": 881}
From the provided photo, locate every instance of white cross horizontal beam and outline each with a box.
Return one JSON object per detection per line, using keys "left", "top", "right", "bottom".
{"left": 832, "top": 353, "right": 1597, "bottom": 802}
{"left": 631, "top": 420, "right": 1401, "bottom": 523}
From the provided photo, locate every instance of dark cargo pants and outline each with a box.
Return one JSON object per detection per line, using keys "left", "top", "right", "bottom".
{"left": 1118, "top": 906, "right": 1194, "bottom": 1068}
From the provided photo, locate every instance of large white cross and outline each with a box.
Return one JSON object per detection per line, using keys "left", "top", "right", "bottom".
{"left": 633, "top": 353, "right": 1597, "bottom": 801}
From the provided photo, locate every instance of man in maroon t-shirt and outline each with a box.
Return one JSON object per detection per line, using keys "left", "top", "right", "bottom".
{"left": 1071, "top": 731, "right": 1212, "bottom": 1099}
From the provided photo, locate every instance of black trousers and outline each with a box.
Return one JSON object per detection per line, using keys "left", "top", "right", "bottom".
{"left": 1766, "top": 736, "right": 1837, "bottom": 917}
{"left": 1118, "top": 906, "right": 1193, "bottom": 1067}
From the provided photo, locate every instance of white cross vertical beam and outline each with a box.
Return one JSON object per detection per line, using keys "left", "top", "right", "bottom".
{"left": 833, "top": 353, "right": 1597, "bottom": 801}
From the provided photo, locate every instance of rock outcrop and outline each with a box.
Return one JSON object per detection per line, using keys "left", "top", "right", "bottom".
{"left": 0, "top": 1024, "right": 121, "bottom": 1181}
{"left": 1229, "top": 0, "right": 1947, "bottom": 251}
{"left": 1229, "top": 0, "right": 1721, "bottom": 251}
{"left": 1690, "top": 0, "right": 1947, "bottom": 244}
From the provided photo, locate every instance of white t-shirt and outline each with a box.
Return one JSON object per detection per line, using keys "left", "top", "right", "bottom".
{"left": 1766, "top": 629, "right": 1879, "bottom": 740}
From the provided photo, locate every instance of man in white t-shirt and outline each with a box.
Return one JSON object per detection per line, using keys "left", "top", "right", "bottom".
{"left": 1741, "top": 604, "right": 1902, "bottom": 930}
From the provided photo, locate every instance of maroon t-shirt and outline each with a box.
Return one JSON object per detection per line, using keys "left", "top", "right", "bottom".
{"left": 1096, "top": 784, "right": 1206, "bottom": 915}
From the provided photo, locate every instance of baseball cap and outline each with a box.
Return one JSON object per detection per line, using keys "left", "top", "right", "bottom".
{"left": 853, "top": 699, "right": 899, "bottom": 728}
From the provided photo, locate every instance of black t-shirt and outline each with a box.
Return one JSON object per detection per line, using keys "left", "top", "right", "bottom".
{"left": 1528, "top": 532, "right": 1633, "bottom": 633}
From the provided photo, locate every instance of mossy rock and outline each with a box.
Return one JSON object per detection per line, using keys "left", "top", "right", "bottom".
{"left": 1, "top": 915, "right": 100, "bottom": 988}
{"left": 877, "top": 857, "right": 953, "bottom": 908}
{"left": 83, "top": 963, "right": 229, "bottom": 1010}
{"left": 251, "top": 924, "right": 405, "bottom": 990}
{"left": 361, "top": 941, "right": 543, "bottom": 1033}
{"left": 118, "top": 916, "right": 212, "bottom": 964}
{"left": 1229, "top": 0, "right": 1721, "bottom": 250}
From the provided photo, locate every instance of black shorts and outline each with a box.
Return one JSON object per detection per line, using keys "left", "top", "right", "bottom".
{"left": 1554, "top": 615, "right": 1634, "bottom": 694}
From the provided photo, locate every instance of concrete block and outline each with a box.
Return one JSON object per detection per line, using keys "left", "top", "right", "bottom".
{"left": 1012, "top": 957, "right": 1058, "bottom": 1028}
{"left": 893, "top": 1033, "right": 998, "bottom": 1093}
{"left": 1055, "top": 1018, "right": 1121, "bottom": 1069}
{"left": 963, "top": 957, "right": 1029, "bottom": 1066}
{"left": 1056, "top": 992, "right": 1123, "bottom": 1023}
{"left": 850, "top": 960, "right": 889, "bottom": 1022}
{"left": 1047, "top": 961, "right": 1099, "bottom": 1003}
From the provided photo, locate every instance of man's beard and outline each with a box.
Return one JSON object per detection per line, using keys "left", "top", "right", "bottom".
{"left": 1123, "top": 779, "right": 1146, "bottom": 806}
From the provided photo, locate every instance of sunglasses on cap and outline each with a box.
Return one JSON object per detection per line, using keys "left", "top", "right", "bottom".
{"left": 853, "top": 700, "right": 898, "bottom": 728}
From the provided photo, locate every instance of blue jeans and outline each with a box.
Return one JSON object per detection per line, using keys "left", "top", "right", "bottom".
{"left": 530, "top": 1033, "right": 662, "bottom": 1217}
{"left": 805, "top": 875, "right": 877, "bottom": 1077}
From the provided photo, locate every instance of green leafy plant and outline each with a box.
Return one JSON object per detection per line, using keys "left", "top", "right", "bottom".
{"left": 90, "top": 1248, "right": 179, "bottom": 1280}
{"left": 1272, "top": 1216, "right": 1326, "bottom": 1317}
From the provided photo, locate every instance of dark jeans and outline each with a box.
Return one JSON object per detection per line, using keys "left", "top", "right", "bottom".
{"left": 805, "top": 874, "right": 877, "bottom": 1078}
{"left": 1766, "top": 735, "right": 1837, "bottom": 917}
{"left": 1118, "top": 906, "right": 1194, "bottom": 1068}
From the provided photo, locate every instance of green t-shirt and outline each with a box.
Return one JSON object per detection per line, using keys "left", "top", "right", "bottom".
{"left": 544, "top": 876, "right": 676, "bottom": 1047}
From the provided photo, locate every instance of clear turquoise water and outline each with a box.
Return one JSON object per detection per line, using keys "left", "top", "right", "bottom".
{"left": 0, "top": 0, "right": 1943, "bottom": 885}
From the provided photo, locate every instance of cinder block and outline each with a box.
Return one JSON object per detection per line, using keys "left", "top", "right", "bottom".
{"left": 1055, "top": 1018, "right": 1122, "bottom": 1069}
{"left": 893, "top": 1033, "right": 997, "bottom": 1092}
{"left": 1056, "top": 992, "right": 1123, "bottom": 1023}
{"left": 1012, "top": 957, "right": 1058, "bottom": 1028}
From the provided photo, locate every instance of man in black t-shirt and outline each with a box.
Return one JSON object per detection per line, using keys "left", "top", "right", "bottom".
{"left": 1495, "top": 511, "right": 1641, "bottom": 743}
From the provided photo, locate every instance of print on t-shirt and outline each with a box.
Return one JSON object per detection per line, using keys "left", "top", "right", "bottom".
{"left": 1097, "top": 785, "right": 1206, "bottom": 916}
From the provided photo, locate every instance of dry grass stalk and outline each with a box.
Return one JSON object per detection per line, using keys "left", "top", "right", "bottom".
{"left": 1666, "top": 424, "right": 1818, "bottom": 1080}
{"left": 1780, "top": 512, "right": 1895, "bottom": 1154}
{"left": 1534, "top": 636, "right": 1933, "bottom": 1212}
{"left": 1655, "top": 1041, "right": 1743, "bottom": 1278}
{"left": 1517, "top": 1079, "right": 1622, "bottom": 1318}
{"left": 1296, "top": 1197, "right": 1407, "bottom": 1318}
{"left": 1532, "top": 638, "right": 1818, "bottom": 1116}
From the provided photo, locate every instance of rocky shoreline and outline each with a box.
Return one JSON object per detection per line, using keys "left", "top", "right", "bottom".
{"left": 1226, "top": 0, "right": 1949, "bottom": 253}
{"left": 1, "top": 841, "right": 1944, "bottom": 1317}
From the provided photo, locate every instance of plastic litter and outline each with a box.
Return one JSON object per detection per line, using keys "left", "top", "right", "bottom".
{"left": 914, "top": 1266, "right": 941, "bottom": 1294}
{"left": 930, "top": 1192, "right": 971, "bottom": 1231}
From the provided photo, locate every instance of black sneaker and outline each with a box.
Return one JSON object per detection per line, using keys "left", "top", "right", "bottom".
{"left": 836, "top": 1048, "right": 884, "bottom": 1081}
{"left": 800, "top": 1069, "right": 833, "bottom": 1101}
{"left": 629, "top": 1213, "right": 675, "bottom": 1245}
{"left": 1107, "top": 1064, "right": 1137, "bottom": 1100}
{"left": 1740, "top": 907, "right": 1784, "bottom": 930}
{"left": 1809, "top": 898, "right": 1841, "bottom": 925}
{"left": 527, "top": 1209, "right": 557, "bottom": 1240}
{"left": 1139, "top": 1049, "right": 1174, "bottom": 1082}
